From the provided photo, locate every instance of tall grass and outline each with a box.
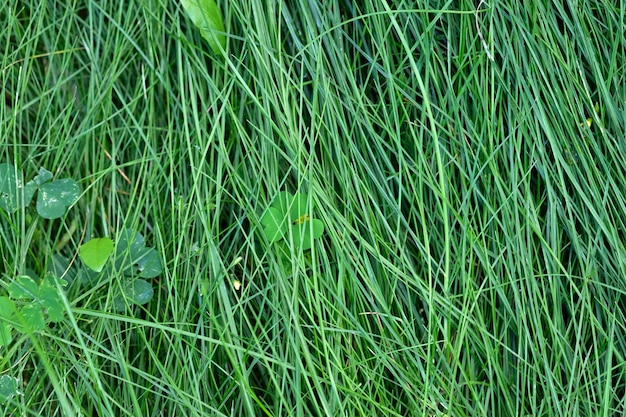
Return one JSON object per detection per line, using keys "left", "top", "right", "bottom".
{"left": 1, "top": 0, "right": 625, "bottom": 415}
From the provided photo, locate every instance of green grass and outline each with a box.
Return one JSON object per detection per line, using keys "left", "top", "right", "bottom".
{"left": 1, "top": 0, "right": 626, "bottom": 415}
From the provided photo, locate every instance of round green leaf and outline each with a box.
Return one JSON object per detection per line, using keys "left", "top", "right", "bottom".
{"left": 36, "top": 178, "right": 80, "bottom": 219}
{"left": 289, "top": 192, "right": 309, "bottom": 221}
{"left": 311, "top": 218, "right": 324, "bottom": 239}
{"left": 123, "top": 279, "right": 154, "bottom": 305}
{"left": 0, "top": 296, "right": 16, "bottom": 319}
{"left": 263, "top": 222, "right": 282, "bottom": 243}
{"left": 114, "top": 229, "right": 162, "bottom": 278}
{"left": 79, "top": 238, "right": 114, "bottom": 272}
{"left": 113, "top": 279, "right": 154, "bottom": 311}
{"left": 270, "top": 191, "right": 293, "bottom": 214}
{"left": 7, "top": 276, "right": 39, "bottom": 300}
{"left": 291, "top": 218, "right": 324, "bottom": 250}
{"left": 18, "top": 304, "right": 45, "bottom": 333}
{"left": 260, "top": 207, "right": 282, "bottom": 227}
{"left": 261, "top": 207, "right": 288, "bottom": 242}
{"left": 39, "top": 277, "right": 66, "bottom": 323}
{"left": 0, "top": 323, "right": 12, "bottom": 348}
{"left": 0, "top": 375, "right": 18, "bottom": 404}
{"left": 0, "top": 163, "right": 36, "bottom": 213}
{"left": 115, "top": 228, "right": 146, "bottom": 256}
{"left": 134, "top": 247, "right": 162, "bottom": 278}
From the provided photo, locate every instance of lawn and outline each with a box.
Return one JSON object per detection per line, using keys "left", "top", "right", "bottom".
{"left": 1, "top": 0, "right": 625, "bottom": 416}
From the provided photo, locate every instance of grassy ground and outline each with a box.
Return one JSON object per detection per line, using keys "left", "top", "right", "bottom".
{"left": 1, "top": 0, "right": 626, "bottom": 415}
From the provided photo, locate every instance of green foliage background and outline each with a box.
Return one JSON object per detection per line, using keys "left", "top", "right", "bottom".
{"left": 1, "top": 0, "right": 625, "bottom": 416}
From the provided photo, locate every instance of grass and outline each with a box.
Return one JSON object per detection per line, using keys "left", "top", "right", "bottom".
{"left": 1, "top": 0, "right": 626, "bottom": 415}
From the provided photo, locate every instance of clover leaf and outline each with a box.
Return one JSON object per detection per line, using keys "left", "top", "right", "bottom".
{"left": 38, "top": 277, "right": 66, "bottom": 323}
{"left": 36, "top": 177, "right": 80, "bottom": 219}
{"left": 112, "top": 279, "right": 154, "bottom": 312}
{"left": 0, "top": 163, "right": 36, "bottom": 213}
{"left": 18, "top": 304, "right": 45, "bottom": 333}
{"left": 0, "top": 375, "right": 19, "bottom": 405}
{"left": 79, "top": 238, "right": 114, "bottom": 273}
{"left": 7, "top": 275, "right": 41, "bottom": 300}
{"left": 0, "top": 297, "right": 17, "bottom": 347}
{"left": 4, "top": 275, "right": 67, "bottom": 333}
{"left": 114, "top": 229, "right": 162, "bottom": 279}
{"left": 0, "top": 164, "right": 79, "bottom": 219}
{"left": 78, "top": 229, "right": 161, "bottom": 312}
{"left": 260, "top": 191, "right": 324, "bottom": 250}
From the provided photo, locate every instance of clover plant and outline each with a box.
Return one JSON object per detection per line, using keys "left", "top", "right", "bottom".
{"left": 260, "top": 191, "right": 324, "bottom": 251}
{"left": 0, "top": 163, "right": 80, "bottom": 219}
{"left": 0, "top": 162, "right": 162, "bottom": 403}
{"left": 78, "top": 228, "right": 161, "bottom": 311}
{"left": 0, "top": 275, "right": 67, "bottom": 346}
{"left": 0, "top": 163, "right": 80, "bottom": 403}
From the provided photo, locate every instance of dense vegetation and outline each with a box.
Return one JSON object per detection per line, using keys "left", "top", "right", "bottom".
{"left": 1, "top": 1, "right": 625, "bottom": 416}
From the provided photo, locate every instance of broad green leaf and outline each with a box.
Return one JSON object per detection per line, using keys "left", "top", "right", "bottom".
{"left": 292, "top": 218, "right": 325, "bottom": 250}
{"left": 115, "top": 229, "right": 146, "bottom": 259}
{"left": 291, "top": 222, "right": 310, "bottom": 250}
{"left": 115, "top": 229, "right": 162, "bottom": 278}
{"left": 0, "top": 375, "right": 18, "bottom": 404}
{"left": 36, "top": 178, "right": 80, "bottom": 219}
{"left": 180, "top": 0, "right": 226, "bottom": 55}
{"left": 262, "top": 220, "right": 282, "bottom": 243}
{"left": 0, "top": 296, "right": 16, "bottom": 318}
{"left": 289, "top": 192, "right": 309, "bottom": 221}
{"left": 18, "top": 304, "right": 45, "bottom": 333}
{"left": 0, "top": 323, "right": 12, "bottom": 347}
{"left": 260, "top": 206, "right": 282, "bottom": 227}
{"left": 311, "top": 219, "right": 324, "bottom": 239}
{"left": 7, "top": 276, "right": 39, "bottom": 300}
{"left": 80, "top": 238, "right": 114, "bottom": 272}
{"left": 134, "top": 247, "right": 162, "bottom": 278}
{"left": 270, "top": 191, "right": 292, "bottom": 214}
{"left": 112, "top": 295, "right": 127, "bottom": 312}
{"left": 32, "top": 167, "right": 53, "bottom": 186}
{"left": 39, "top": 277, "right": 65, "bottom": 323}
{"left": 123, "top": 279, "right": 153, "bottom": 305}
{"left": 260, "top": 191, "right": 324, "bottom": 249}
{"left": 113, "top": 279, "right": 154, "bottom": 311}
{"left": 261, "top": 207, "right": 287, "bottom": 242}
{"left": 268, "top": 191, "right": 308, "bottom": 221}
{"left": 0, "top": 163, "right": 36, "bottom": 213}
